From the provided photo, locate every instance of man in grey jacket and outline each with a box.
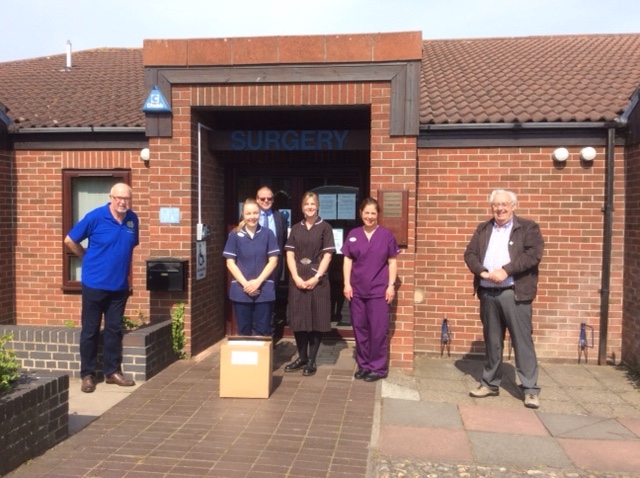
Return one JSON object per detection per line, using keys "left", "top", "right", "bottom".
{"left": 464, "top": 189, "right": 544, "bottom": 408}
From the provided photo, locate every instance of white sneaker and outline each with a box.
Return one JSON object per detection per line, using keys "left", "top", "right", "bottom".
{"left": 524, "top": 393, "right": 540, "bottom": 409}
{"left": 469, "top": 384, "right": 499, "bottom": 398}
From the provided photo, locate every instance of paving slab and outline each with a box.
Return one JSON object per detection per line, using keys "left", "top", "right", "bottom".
{"left": 537, "top": 412, "right": 640, "bottom": 440}
{"left": 558, "top": 437, "right": 640, "bottom": 474}
{"left": 379, "top": 425, "right": 474, "bottom": 463}
{"left": 382, "top": 398, "right": 462, "bottom": 429}
{"left": 619, "top": 416, "right": 640, "bottom": 438}
{"left": 67, "top": 377, "right": 141, "bottom": 434}
{"left": 459, "top": 403, "right": 549, "bottom": 436}
{"left": 468, "top": 431, "right": 574, "bottom": 469}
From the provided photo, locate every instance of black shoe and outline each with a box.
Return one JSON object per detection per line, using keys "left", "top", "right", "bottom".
{"left": 302, "top": 362, "right": 317, "bottom": 376}
{"left": 354, "top": 368, "right": 368, "bottom": 379}
{"left": 363, "top": 371, "right": 386, "bottom": 382}
{"left": 285, "top": 358, "right": 308, "bottom": 372}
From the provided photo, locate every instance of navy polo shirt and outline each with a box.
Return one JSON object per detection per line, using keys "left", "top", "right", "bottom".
{"left": 68, "top": 203, "right": 139, "bottom": 291}
{"left": 223, "top": 225, "right": 280, "bottom": 303}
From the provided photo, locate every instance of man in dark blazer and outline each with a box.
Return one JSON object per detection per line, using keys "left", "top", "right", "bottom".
{"left": 464, "top": 189, "right": 544, "bottom": 409}
{"left": 256, "top": 186, "right": 288, "bottom": 334}
{"left": 256, "top": 186, "right": 288, "bottom": 279}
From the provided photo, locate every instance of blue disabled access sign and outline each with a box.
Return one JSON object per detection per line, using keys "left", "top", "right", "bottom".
{"left": 142, "top": 86, "right": 172, "bottom": 113}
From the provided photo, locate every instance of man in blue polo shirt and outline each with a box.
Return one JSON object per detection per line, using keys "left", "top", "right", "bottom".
{"left": 64, "top": 183, "right": 139, "bottom": 393}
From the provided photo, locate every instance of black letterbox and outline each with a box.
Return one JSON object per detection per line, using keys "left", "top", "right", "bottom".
{"left": 146, "top": 258, "right": 188, "bottom": 291}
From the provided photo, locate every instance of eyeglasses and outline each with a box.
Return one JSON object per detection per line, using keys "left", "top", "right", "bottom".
{"left": 491, "top": 202, "right": 513, "bottom": 209}
{"left": 111, "top": 195, "right": 131, "bottom": 202}
{"left": 258, "top": 197, "right": 273, "bottom": 202}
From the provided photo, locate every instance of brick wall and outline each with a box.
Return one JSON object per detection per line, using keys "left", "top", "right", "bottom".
{"left": 1, "top": 318, "right": 176, "bottom": 382}
{"left": 148, "top": 80, "right": 417, "bottom": 365}
{"left": 370, "top": 105, "right": 417, "bottom": 369}
{"left": 415, "top": 146, "right": 625, "bottom": 363}
{"left": 12, "top": 150, "right": 151, "bottom": 326}
{"left": 623, "top": 141, "right": 640, "bottom": 371}
{"left": 188, "top": 125, "right": 226, "bottom": 354}
{"left": 0, "top": 371, "right": 68, "bottom": 476}
{"left": 0, "top": 148, "right": 14, "bottom": 324}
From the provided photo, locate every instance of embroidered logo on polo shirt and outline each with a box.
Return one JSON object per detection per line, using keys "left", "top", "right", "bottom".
{"left": 127, "top": 221, "right": 134, "bottom": 229}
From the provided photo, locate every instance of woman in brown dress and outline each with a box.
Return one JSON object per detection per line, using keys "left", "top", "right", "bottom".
{"left": 284, "top": 192, "right": 335, "bottom": 376}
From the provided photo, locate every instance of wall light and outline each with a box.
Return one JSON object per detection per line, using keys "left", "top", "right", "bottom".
{"left": 140, "top": 148, "right": 150, "bottom": 162}
{"left": 580, "top": 146, "right": 596, "bottom": 161}
{"left": 552, "top": 147, "right": 569, "bottom": 162}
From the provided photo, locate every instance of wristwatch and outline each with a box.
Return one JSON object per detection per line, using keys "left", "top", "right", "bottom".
{"left": 315, "top": 273, "right": 321, "bottom": 279}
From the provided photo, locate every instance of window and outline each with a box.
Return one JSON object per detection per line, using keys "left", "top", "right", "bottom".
{"left": 62, "top": 170, "right": 131, "bottom": 291}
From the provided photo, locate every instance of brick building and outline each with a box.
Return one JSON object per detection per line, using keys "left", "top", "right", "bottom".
{"left": 1, "top": 31, "right": 640, "bottom": 370}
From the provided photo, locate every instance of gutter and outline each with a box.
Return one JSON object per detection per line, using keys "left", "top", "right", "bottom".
{"left": 420, "top": 121, "right": 620, "bottom": 132}
{"left": 11, "top": 126, "right": 146, "bottom": 134}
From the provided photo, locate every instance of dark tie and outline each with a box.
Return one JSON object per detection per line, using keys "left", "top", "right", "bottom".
{"left": 262, "top": 212, "right": 269, "bottom": 229}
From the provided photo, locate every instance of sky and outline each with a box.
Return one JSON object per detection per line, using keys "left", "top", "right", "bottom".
{"left": 3, "top": 0, "right": 639, "bottom": 62}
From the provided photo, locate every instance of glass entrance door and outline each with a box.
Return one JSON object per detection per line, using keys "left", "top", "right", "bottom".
{"left": 226, "top": 161, "right": 368, "bottom": 339}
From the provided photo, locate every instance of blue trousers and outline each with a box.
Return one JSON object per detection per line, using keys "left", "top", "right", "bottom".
{"left": 233, "top": 301, "right": 273, "bottom": 336}
{"left": 80, "top": 285, "right": 129, "bottom": 378}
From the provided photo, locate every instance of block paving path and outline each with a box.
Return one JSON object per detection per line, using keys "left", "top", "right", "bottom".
{"left": 8, "top": 340, "right": 375, "bottom": 478}
{"left": 6, "top": 339, "right": 640, "bottom": 477}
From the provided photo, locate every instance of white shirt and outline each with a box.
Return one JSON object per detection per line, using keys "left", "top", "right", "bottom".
{"left": 480, "top": 219, "right": 514, "bottom": 288}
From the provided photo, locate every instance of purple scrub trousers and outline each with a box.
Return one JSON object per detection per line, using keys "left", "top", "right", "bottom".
{"left": 350, "top": 296, "right": 389, "bottom": 375}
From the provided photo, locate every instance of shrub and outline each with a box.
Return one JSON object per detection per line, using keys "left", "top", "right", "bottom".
{"left": 171, "top": 302, "right": 187, "bottom": 359}
{"left": 122, "top": 309, "right": 148, "bottom": 330}
{"left": 0, "top": 332, "right": 20, "bottom": 395}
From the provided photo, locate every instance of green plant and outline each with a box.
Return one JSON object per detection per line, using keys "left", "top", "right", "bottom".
{"left": 0, "top": 332, "right": 20, "bottom": 395}
{"left": 171, "top": 302, "right": 187, "bottom": 359}
{"left": 122, "top": 309, "right": 148, "bottom": 331}
{"left": 63, "top": 320, "right": 75, "bottom": 328}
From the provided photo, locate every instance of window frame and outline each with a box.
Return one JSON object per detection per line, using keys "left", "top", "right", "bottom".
{"left": 62, "top": 169, "right": 132, "bottom": 292}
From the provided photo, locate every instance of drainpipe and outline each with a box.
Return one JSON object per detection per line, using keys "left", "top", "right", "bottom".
{"left": 197, "top": 122, "right": 214, "bottom": 226}
{"left": 598, "top": 127, "right": 616, "bottom": 365}
{"left": 597, "top": 89, "right": 640, "bottom": 365}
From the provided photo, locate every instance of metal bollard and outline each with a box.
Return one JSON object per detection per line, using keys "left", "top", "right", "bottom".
{"left": 440, "top": 318, "right": 451, "bottom": 357}
{"left": 578, "top": 322, "right": 594, "bottom": 364}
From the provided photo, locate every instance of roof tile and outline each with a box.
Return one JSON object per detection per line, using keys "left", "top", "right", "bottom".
{"left": 420, "top": 34, "right": 640, "bottom": 124}
{"left": 0, "top": 48, "right": 145, "bottom": 129}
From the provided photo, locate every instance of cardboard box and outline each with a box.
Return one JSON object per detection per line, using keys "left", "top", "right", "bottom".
{"left": 219, "top": 336, "right": 273, "bottom": 398}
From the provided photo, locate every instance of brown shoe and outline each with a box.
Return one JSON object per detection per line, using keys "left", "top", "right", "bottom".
{"left": 105, "top": 372, "right": 135, "bottom": 387}
{"left": 81, "top": 375, "right": 96, "bottom": 393}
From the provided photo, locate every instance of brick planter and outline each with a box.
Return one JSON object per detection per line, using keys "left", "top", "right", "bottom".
{"left": 0, "top": 371, "right": 69, "bottom": 476}
{"left": 0, "top": 319, "right": 177, "bottom": 383}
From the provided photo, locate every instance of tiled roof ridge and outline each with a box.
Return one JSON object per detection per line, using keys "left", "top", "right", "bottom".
{"left": 422, "top": 32, "right": 640, "bottom": 43}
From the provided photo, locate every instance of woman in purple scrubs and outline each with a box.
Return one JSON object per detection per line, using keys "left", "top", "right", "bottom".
{"left": 223, "top": 198, "right": 280, "bottom": 336}
{"left": 342, "top": 198, "right": 400, "bottom": 382}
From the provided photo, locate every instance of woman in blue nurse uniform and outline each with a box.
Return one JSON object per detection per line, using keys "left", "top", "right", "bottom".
{"left": 223, "top": 198, "right": 280, "bottom": 336}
